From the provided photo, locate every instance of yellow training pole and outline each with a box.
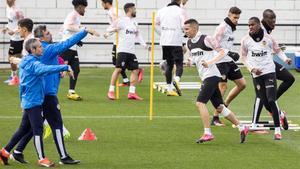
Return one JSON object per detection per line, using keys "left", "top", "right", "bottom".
{"left": 115, "top": 0, "right": 119, "bottom": 99}
{"left": 149, "top": 12, "right": 156, "bottom": 120}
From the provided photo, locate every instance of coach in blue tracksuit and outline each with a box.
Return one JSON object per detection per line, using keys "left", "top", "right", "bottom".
{"left": 2, "top": 27, "right": 97, "bottom": 165}
{"left": 0, "top": 38, "right": 71, "bottom": 167}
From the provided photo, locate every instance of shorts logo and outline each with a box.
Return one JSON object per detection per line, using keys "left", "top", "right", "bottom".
{"left": 256, "top": 84, "right": 261, "bottom": 90}
{"left": 57, "top": 104, "right": 61, "bottom": 110}
{"left": 221, "top": 75, "right": 226, "bottom": 80}
{"left": 122, "top": 62, "right": 125, "bottom": 67}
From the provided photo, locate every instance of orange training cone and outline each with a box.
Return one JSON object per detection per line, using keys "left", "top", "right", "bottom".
{"left": 78, "top": 128, "right": 97, "bottom": 141}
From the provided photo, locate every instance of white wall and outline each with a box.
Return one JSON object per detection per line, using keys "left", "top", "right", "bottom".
{"left": 0, "top": 0, "right": 299, "bottom": 65}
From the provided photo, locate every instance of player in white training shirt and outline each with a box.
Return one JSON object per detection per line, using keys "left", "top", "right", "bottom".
{"left": 184, "top": 19, "right": 248, "bottom": 143}
{"left": 101, "top": 0, "right": 131, "bottom": 86}
{"left": 240, "top": 17, "right": 291, "bottom": 140}
{"left": 156, "top": 0, "right": 186, "bottom": 96}
{"left": 60, "top": 0, "right": 99, "bottom": 101}
{"left": 107, "top": 3, "right": 149, "bottom": 101}
{"left": 2, "top": 0, "right": 24, "bottom": 85}
{"left": 211, "top": 7, "right": 247, "bottom": 126}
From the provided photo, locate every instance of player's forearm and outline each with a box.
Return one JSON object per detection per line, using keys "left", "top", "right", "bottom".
{"left": 206, "top": 49, "right": 225, "bottom": 65}
{"left": 240, "top": 55, "right": 253, "bottom": 72}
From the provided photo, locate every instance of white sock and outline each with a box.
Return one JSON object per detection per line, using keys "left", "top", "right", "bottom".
{"left": 109, "top": 85, "right": 115, "bottom": 92}
{"left": 129, "top": 86, "right": 136, "bottom": 93}
{"left": 123, "top": 78, "right": 129, "bottom": 83}
{"left": 204, "top": 128, "right": 211, "bottom": 135}
{"left": 237, "top": 124, "right": 245, "bottom": 132}
{"left": 43, "top": 120, "right": 49, "bottom": 126}
{"left": 280, "top": 111, "right": 285, "bottom": 118}
{"left": 275, "top": 127, "right": 281, "bottom": 135}
{"left": 63, "top": 125, "right": 70, "bottom": 135}
{"left": 68, "top": 89, "right": 75, "bottom": 94}
{"left": 174, "top": 76, "right": 180, "bottom": 82}
{"left": 11, "top": 71, "right": 17, "bottom": 77}
{"left": 167, "top": 84, "right": 172, "bottom": 92}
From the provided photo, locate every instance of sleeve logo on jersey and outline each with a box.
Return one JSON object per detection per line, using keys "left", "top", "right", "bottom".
{"left": 161, "top": 27, "right": 176, "bottom": 31}
{"left": 251, "top": 51, "right": 267, "bottom": 57}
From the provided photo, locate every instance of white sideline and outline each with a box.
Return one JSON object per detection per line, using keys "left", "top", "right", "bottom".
{"left": 1, "top": 115, "right": 300, "bottom": 119}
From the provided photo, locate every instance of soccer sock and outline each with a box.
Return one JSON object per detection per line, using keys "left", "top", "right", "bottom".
{"left": 123, "top": 78, "right": 129, "bottom": 83}
{"left": 129, "top": 86, "right": 136, "bottom": 93}
{"left": 237, "top": 124, "right": 245, "bottom": 132}
{"left": 68, "top": 89, "right": 75, "bottom": 94}
{"left": 174, "top": 76, "right": 180, "bottom": 82}
{"left": 63, "top": 125, "right": 70, "bottom": 136}
{"left": 167, "top": 84, "right": 172, "bottom": 92}
{"left": 109, "top": 85, "right": 115, "bottom": 92}
{"left": 275, "top": 127, "right": 281, "bottom": 135}
{"left": 12, "top": 71, "right": 17, "bottom": 77}
{"left": 204, "top": 128, "right": 211, "bottom": 135}
{"left": 43, "top": 120, "right": 49, "bottom": 126}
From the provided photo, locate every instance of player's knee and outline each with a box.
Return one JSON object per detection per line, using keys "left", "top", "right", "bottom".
{"left": 218, "top": 105, "right": 231, "bottom": 117}
{"left": 288, "top": 75, "right": 295, "bottom": 85}
{"left": 219, "top": 83, "right": 227, "bottom": 92}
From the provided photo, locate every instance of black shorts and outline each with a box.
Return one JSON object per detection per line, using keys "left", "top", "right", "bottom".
{"left": 253, "top": 73, "right": 277, "bottom": 103}
{"left": 115, "top": 52, "right": 139, "bottom": 70}
{"left": 112, "top": 45, "right": 117, "bottom": 65}
{"left": 162, "top": 46, "right": 183, "bottom": 61}
{"left": 197, "top": 76, "right": 224, "bottom": 109}
{"left": 60, "top": 49, "right": 79, "bottom": 63}
{"left": 8, "top": 40, "right": 24, "bottom": 55}
{"left": 216, "top": 61, "right": 243, "bottom": 82}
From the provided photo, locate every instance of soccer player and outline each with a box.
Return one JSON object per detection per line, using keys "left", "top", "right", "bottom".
{"left": 101, "top": 0, "right": 130, "bottom": 86}
{"left": 156, "top": 0, "right": 186, "bottom": 96}
{"left": 251, "top": 9, "right": 293, "bottom": 129}
{"left": 61, "top": 0, "right": 99, "bottom": 100}
{"left": 240, "top": 17, "right": 291, "bottom": 140}
{"left": 2, "top": 0, "right": 24, "bottom": 85}
{"left": 184, "top": 19, "right": 248, "bottom": 143}
{"left": 106, "top": 3, "right": 149, "bottom": 100}
{"left": 0, "top": 38, "right": 73, "bottom": 167}
{"left": 211, "top": 7, "right": 247, "bottom": 126}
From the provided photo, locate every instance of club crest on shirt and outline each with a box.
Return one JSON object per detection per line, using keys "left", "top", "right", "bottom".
{"left": 256, "top": 84, "right": 261, "bottom": 90}
{"left": 262, "top": 40, "right": 267, "bottom": 46}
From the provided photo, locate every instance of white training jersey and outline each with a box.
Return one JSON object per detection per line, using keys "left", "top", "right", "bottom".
{"left": 62, "top": 10, "right": 81, "bottom": 50}
{"left": 156, "top": 5, "right": 185, "bottom": 46}
{"left": 6, "top": 5, "right": 23, "bottom": 41}
{"left": 116, "top": 17, "right": 146, "bottom": 54}
{"left": 106, "top": 7, "right": 117, "bottom": 45}
{"left": 22, "top": 33, "right": 34, "bottom": 56}
{"left": 187, "top": 32, "right": 222, "bottom": 81}
{"left": 213, "top": 21, "right": 235, "bottom": 63}
{"left": 241, "top": 34, "right": 282, "bottom": 78}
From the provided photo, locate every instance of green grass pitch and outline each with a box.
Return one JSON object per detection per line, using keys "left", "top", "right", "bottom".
{"left": 0, "top": 67, "right": 300, "bottom": 169}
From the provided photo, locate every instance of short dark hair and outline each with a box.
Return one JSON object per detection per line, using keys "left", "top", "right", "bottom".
{"left": 229, "top": 6, "right": 242, "bottom": 15}
{"left": 25, "top": 38, "right": 39, "bottom": 54}
{"left": 101, "top": 0, "right": 113, "bottom": 5}
{"left": 34, "top": 25, "right": 47, "bottom": 38}
{"left": 172, "top": 0, "right": 181, "bottom": 3}
{"left": 184, "top": 19, "right": 199, "bottom": 26}
{"left": 263, "top": 9, "right": 276, "bottom": 19}
{"left": 124, "top": 3, "right": 135, "bottom": 13}
{"left": 72, "top": 0, "right": 88, "bottom": 7}
{"left": 18, "top": 18, "right": 33, "bottom": 32}
{"left": 249, "top": 17, "right": 260, "bottom": 24}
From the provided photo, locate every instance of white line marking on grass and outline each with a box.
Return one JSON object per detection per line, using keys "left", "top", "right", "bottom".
{"left": 1, "top": 115, "right": 300, "bottom": 119}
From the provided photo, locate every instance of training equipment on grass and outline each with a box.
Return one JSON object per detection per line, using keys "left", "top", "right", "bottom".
{"left": 78, "top": 128, "right": 97, "bottom": 141}
{"left": 149, "top": 11, "right": 156, "bottom": 121}
{"left": 153, "top": 82, "right": 201, "bottom": 93}
{"left": 232, "top": 120, "right": 300, "bottom": 131}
